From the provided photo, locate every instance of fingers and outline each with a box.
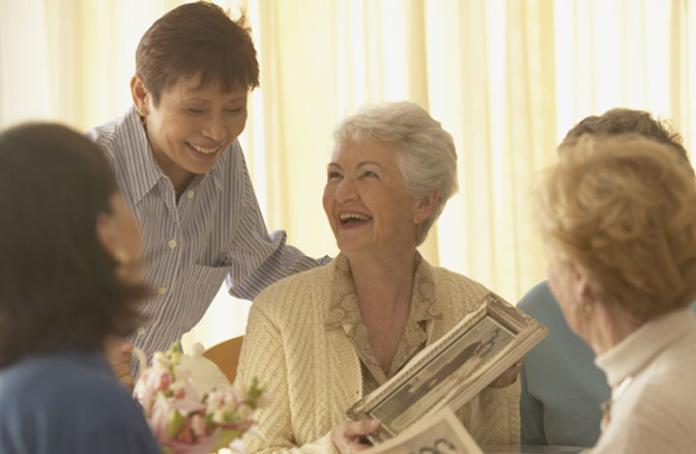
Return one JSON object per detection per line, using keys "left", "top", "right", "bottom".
{"left": 331, "top": 419, "right": 380, "bottom": 453}
{"left": 489, "top": 360, "right": 523, "bottom": 388}
{"left": 343, "top": 419, "right": 380, "bottom": 438}
{"left": 105, "top": 337, "right": 135, "bottom": 390}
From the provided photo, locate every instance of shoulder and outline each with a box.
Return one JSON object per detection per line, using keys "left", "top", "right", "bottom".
{"left": 518, "top": 281, "right": 555, "bottom": 311}
{"left": 252, "top": 261, "right": 334, "bottom": 317}
{"left": 85, "top": 110, "right": 136, "bottom": 161}
{"left": 215, "top": 140, "right": 248, "bottom": 178}
{"left": 421, "top": 264, "right": 496, "bottom": 324}
{"left": 429, "top": 265, "right": 491, "bottom": 301}
{"left": 0, "top": 354, "right": 133, "bottom": 416}
{"left": 517, "top": 281, "right": 567, "bottom": 325}
{"left": 620, "top": 333, "right": 696, "bottom": 424}
{"left": 603, "top": 376, "right": 696, "bottom": 451}
{"left": 0, "top": 354, "right": 157, "bottom": 453}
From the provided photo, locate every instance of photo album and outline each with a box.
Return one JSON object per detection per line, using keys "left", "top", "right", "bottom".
{"left": 347, "top": 292, "right": 548, "bottom": 452}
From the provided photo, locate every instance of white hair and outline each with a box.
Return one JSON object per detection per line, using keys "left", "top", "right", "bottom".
{"left": 334, "top": 101, "right": 458, "bottom": 245}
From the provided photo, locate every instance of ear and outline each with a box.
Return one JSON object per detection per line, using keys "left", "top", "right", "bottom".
{"left": 573, "top": 267, "right": 595, "bottom": 305}
{"left": 96, "top": 212, "right": 118, "bottom": 260}
{"left": 413, "top": 190, "right": 439, "bottom": 225}
{"left": 130, "top": 75, "right": 150, "bottom": 117}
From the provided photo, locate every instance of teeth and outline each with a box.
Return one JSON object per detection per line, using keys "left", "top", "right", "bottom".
{"left": 190, "top": 143, "right": 219, "bottom": 154}
{"left": 339, "top": 212, "right": 371, "bottom": 222}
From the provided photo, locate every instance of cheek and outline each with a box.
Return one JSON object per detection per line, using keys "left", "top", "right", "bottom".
{"left": 226, "top": 113, "right": 247, "bottom": 138}
{"left": 152, "top": 115, "right": 185, "bottom": 145}
{"left": 548, "top": 270, "right": 576, "bottom": 322}
{"left": 322, "top": 186, "right": 335, "bottom": 224}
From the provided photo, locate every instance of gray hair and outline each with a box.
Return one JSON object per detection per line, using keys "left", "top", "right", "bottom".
{"left": 333, "top": 101, "right": 458, "bottom": 245}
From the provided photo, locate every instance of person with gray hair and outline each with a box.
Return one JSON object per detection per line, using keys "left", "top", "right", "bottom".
{"left": 235, "top": 101, "right": 520, "bottom": 452}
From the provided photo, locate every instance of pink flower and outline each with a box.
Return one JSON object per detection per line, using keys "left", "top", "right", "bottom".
{"left": 191, "top": 414, "right": 207, "bottom": 437}
{"left": 159, "top": 372, "right": 171, "bottom": 391}
{"left": 133, "top": 342, "right": 266, "bottom": 453}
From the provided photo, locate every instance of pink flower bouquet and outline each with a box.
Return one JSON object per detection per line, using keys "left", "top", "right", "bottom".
{"left": 133, "top": 342, "right": 265, "bottom": 454}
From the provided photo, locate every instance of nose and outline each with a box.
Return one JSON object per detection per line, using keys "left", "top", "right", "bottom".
{"left": 334, "top": 176, "right": 358, "bottom": 203}
{"left": 201, "top": 114, "right": 228, "bottom": 142}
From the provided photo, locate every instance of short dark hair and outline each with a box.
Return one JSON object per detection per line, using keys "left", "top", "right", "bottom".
{"left": 135, "top": 1, "right": 260, "bottom": 105}
{"left": 0, "top": 123, "right": 149, "bottom": 367}
{"left": 562, "top": 108, "right": 690, "bottom": 166}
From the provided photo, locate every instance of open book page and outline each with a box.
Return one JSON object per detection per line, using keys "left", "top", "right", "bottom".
{"left": 364, "top": 407, "right": 483, "bottom": 454}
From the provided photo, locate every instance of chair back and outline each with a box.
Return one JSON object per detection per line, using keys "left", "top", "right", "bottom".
{"left": 203, "top": 335, "right": 244, "bottom": 383}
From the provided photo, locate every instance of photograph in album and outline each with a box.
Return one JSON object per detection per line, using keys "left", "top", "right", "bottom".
{"left": 347, "top": 292, "right": 548, "bottom": 444}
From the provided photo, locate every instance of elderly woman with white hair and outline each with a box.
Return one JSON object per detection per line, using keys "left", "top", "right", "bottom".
{"left": 235, "top": 101, "right": 520, "bottom": 453}
{"left": 537, "top": 135, "right": 696, "bottom": 453}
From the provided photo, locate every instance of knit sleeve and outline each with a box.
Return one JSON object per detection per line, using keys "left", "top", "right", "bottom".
{"left": 466, "top": 380, "right": 521, "bottom": 447}
{"left": 235, "top": 298, "right": 338, "bottom": 454}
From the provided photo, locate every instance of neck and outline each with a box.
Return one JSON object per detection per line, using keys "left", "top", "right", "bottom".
{"left": 347, "top": 247, "right": 418, "bottom": 313}
{"left": 583, "top": 303, "right": 644, "bottom": 355}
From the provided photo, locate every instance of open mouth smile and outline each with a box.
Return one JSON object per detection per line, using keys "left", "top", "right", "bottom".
{"left": 187, "top": 142, "right": 220, "bottom": 155}
{"left": 338, "top": 212, "right": 373, "bottom": 227}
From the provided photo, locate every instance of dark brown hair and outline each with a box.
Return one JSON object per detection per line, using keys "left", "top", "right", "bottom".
{"left": 0, "top": 123, "right": 149, "bottom": 367}
{"left": 562, "top": 108, "right": 691, "bottom": 167}
{"left": 135, "top": 1, "right": 259, "bottom": 105}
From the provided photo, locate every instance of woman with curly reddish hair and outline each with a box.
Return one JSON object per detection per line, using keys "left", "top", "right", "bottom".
{"left": 537, "top": 134, "right": 696, "bottom": 453}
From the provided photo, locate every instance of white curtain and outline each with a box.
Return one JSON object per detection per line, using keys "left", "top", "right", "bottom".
{"left": 1, "top": 0, "right": 694, "bottom": 349}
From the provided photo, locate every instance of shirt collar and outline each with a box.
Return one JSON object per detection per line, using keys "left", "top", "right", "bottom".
{"left": 120, "top": 106, "right": 165, "bottom": 204}
{"left": 324, "top": 252, "right": 441, "bottom": 334}
{"left": 595, "top": 308, "right": 695, "bottom": 387}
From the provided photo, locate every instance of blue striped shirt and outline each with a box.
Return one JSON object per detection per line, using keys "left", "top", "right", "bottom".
{"left": 87, "top": 107, "right": 326, "bottom": 355}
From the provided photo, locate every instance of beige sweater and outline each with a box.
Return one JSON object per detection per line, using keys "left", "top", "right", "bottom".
{"left": 236, "top": 258, "right": 520, "bottom": 453}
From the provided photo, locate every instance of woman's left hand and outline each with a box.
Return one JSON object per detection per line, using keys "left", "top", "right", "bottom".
{"left": 331, "top": 419, "right": 380, "bottom": 453}
{"left": 488, "top": 360, "right": 522, "bottom": 388}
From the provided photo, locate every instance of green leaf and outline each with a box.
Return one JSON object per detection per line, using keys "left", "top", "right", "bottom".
{"left": 165, "top": 411, "right": 185, "bottom": 438}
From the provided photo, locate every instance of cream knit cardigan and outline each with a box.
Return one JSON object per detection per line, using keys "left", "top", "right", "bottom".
{"left": 236, "top": 258, "right": 520, "bottom": 453}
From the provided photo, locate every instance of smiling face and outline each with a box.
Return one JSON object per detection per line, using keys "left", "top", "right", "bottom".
{"left": 323, "top": 140, "right": 428, "bottom": 258}
{"left": 131, "top": 73, "right": 248, "bottom": 191}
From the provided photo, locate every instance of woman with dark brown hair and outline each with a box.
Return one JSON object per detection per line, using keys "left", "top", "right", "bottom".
{"left": 88, "top": 1, "right": 325, "bottom": 365}
{"left": 0, "top": 123, "right": 158, "bottom": 453}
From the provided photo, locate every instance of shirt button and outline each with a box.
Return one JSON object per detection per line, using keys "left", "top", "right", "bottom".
{"left": 187, "top": 190, "right": 195, "bottom": 199}
{"left": 158, "top": 287, "right": 167, "bottom": 295}
{"left": 168, "top": 239, "right": 177, "bottom": 249}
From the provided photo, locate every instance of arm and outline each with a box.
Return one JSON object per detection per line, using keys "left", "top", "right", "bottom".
{"left": 593, "top": 415, "right": 682, "bottom": 454}
{"left": 466, "top": 380, "right": 521, "bottom": 447}
{"left": 226, "top": 151, "right": 328, "bottom": 300}
{"left": 520, "top": 363, "right": 547, "bottom": 445}
{"left": 235, "top": 301, "right": 336, "bottom": 453}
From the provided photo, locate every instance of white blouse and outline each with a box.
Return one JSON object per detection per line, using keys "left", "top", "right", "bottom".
{"left": 592, "top": 308, "right": 696, "bottom": 453}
